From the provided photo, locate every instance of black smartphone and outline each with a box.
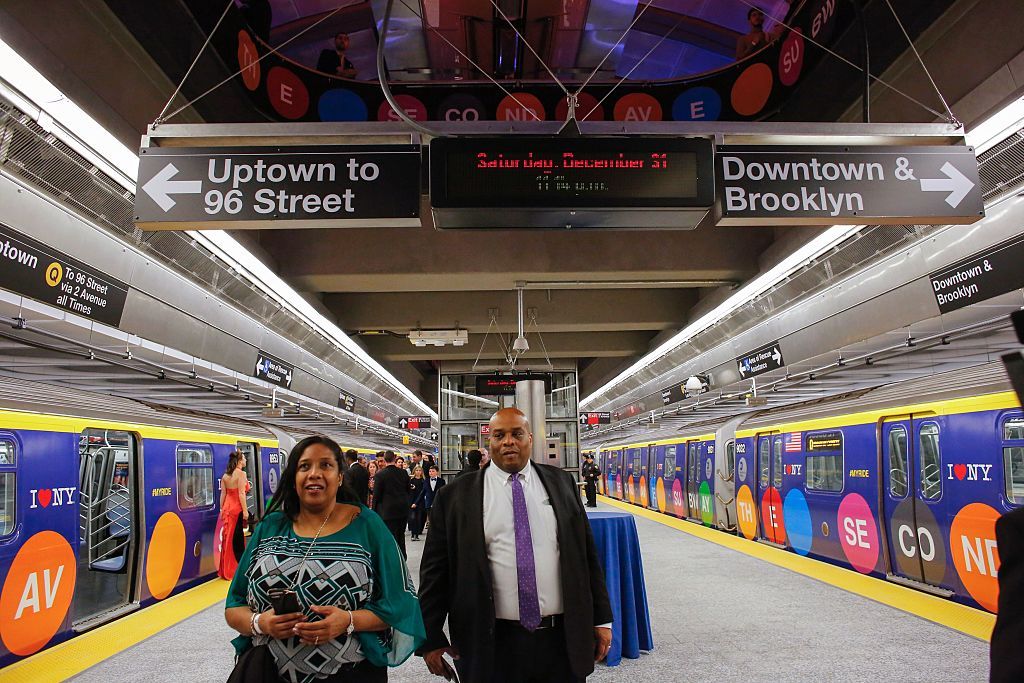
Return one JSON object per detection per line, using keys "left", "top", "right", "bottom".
{"left": 268, "top": 588, "right": 301, "bottom": 615}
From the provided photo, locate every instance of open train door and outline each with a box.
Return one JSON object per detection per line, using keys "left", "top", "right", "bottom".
{"left": 235, "top": 441, "right": 263, "bottom": 518}
{"left": 880, "top": 415, "right": 951, "bottom": 593}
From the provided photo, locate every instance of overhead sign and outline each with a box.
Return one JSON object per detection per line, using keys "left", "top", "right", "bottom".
{"left": 716, "top": 145, "right": 983, "bottom": 226}
{"left": 661, "top": 382, "right": 685, "bottom": 405}
{"left": 254, "top": 351, "right": 293, "bottom": 388}
{"left": 338, "top": 391, "right": 357, "bottom": 413}
{"left": 929, "top": 234, "right": 1024, "bottom": 314}
{"left": 0, "top": 223, "right": 128, "bottom": 326}
{"left": 399, "top": 416, "right": 431, "bottom": 430}
{"left": 134, "top": 145, "right": 421, "bottom": 228}
{"left": 737, "top": 342, "right": 785, "bottom": 379}
{"left": 480, "top": 424, "right": 491, "bottom": 436}
{"left": 476, "top": 374, "right": 552, "bottom": 395}
{"left": 579, "top": 412, "right": 612, "bottom": 426}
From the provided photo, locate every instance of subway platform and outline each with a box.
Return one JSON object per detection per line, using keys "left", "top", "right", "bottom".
{"left": 5, "top": 498, "right": 991, "bottom": 683}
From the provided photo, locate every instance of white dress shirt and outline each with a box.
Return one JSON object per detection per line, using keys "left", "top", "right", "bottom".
{"left": 483, "top": 460, "right": 562, "bottom": 620}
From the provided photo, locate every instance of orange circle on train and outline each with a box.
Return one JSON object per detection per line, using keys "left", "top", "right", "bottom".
{"left": 627, "top": 476, "right": 636, "bottom": 504}
{"left": 237, "top": 31, "right": 261, "bottom": 91}
{"left": 731, "top": 63, "right": 774, "bottom": 117}
{"left": 950, "top": 503, "right": 1001, "bottom": 612}
{"left": 0, "top": 531, "right": 77, "bottom": 656}
{"left": 639, "top": 477, "right": 648, "bottom": 507}
{"left": 147, "top": 512, "right": 187, "bottom": 600}
{"left": 737, "top": 485, "right": 757, "bottom": 540}
{"left": 655, "top": 478, "right": 667, "bottom": 513}
{"left": 761, "top": 486, "right": 786, "bottom": 544}
{"left": 613, "top": 93, "right": 662, "bottom": 122}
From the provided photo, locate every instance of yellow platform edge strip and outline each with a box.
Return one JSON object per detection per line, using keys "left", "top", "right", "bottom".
{"left": 597, "top": 495, "right": 996, "bottom": 642}
{"left": 1, "top": 579, "right": 229, "bottom": 682}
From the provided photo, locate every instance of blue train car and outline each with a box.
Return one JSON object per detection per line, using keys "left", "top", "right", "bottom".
{"left": 0, "top": 377, "right": 279, "bottom": 665}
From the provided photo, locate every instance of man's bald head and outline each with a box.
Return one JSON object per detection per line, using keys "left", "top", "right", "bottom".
{"left": 487, "top": 407, "right": 533, "bottom": 474}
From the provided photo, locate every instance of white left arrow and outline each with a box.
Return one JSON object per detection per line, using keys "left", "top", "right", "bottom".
{"left": 920, "top": 162, "right": 974, "bottom": 208}
{"left": 142, "top": 163, "right": 202, "bottom": 211}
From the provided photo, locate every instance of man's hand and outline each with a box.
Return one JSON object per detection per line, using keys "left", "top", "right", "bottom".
{"left": 424, "top": 647, "right": 459, "bottom": 679}
{"left": 594, "top": 626, "right": 612, "bottom": 661}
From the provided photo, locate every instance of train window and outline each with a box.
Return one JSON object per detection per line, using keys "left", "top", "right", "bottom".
{"left": 0, "top": 440, "right": 14, "bottom": 536}
{"left": 888, "top": 427, "right": 909, "bottom": 498}
{"left": 806, "top": 455, "right": 843, "bottom": 491}
{"left": 759, "top": 439, "right": 770, "bottom": 487}
{"left": 176, "top": 444, "right": 215, "bottom": 510}
{"left": 1005, "top": 447, "right": 1024, "bottom": 504}
{"left": 1004, "top": 418, "right": 1024, "bottom": 440}
{"left": 663, "top": 446, "right": 676, "bottom": 483}
{"left": 773, "top": 438, "right": 783, "bottom": 488}
{"left": 726, "top": 442, "right": 735, "bottom": 480}
{"left": 918, "top": 423, "right": 942, "bottom": 500}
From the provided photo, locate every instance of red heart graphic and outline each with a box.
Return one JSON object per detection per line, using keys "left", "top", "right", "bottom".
{"left": 953, "top": 464, "right": 967, "bottom": 481}
{"left": 37, "top": 489, "right": 52, "bottom": 507}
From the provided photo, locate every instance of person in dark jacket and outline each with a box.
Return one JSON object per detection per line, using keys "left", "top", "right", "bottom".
{"left": 408, "top": 465, "right": 426, "bottom": 540}
{"left": 316, "top": 32, "right": 357, "bottom": 78}
{"left": 373, "top": 450, "right": 411, "bottom": 558}
{"left": 582, "top": 454, "right": 601, "bottom": 508}
{"left": 418, "top": 408, "right": 612, "bottom": 683}
{"left": 414, "top": 465, "right": 445, "bottom": 512}
{"left": 456, "top": 449, "right": 483, "bottom": 478}
{"left": 342, "top": 449, "right": 369, "bottom": 506}
{"left": 991, "top": 505, "right": 1024, "bottom": 682}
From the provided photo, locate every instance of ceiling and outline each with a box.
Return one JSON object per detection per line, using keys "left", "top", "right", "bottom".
{"left": 0, "top": 0, "right": 1019, "bottom": 411}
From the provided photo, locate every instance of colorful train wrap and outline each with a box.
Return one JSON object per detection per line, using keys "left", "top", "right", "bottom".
{"left": 594, "top": 362, "right": 1023, "bottom": 613}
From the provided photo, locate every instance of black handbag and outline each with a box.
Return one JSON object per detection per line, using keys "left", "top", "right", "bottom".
{"left": 227, "top": 643, "right": 279, "bottom": 683}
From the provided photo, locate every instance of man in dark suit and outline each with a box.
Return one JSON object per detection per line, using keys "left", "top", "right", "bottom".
{"left": 418, "top": 408, "right": 612, "bottom": 683}
{"left": 414, "top": 465, "right": 445, "bottom": 510}
{"left": 342, "top": 449, "right": 369, "bottom": 506}
{"left": 991, "top": 505, "right": 1024, "bottom": 682}
{"left": 372, "top": 450, "right": 411, "bottom": 557}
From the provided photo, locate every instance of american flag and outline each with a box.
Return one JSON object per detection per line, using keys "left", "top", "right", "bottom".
{"left": 784, "top": 432, "right": 802, "bottom": 452}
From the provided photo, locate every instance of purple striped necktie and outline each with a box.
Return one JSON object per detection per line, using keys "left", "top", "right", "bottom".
{"left": 509, "top": 472, "right": 541, "bottom": 631}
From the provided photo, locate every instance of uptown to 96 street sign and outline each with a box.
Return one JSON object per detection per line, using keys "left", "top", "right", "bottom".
{"left": 134, "top": 145, "right": 421, "bottom": 229}
{"left": 716, "top": 145, "right": 984, "bottom": 226}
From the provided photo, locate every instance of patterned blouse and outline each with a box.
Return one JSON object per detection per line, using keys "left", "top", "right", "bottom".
{"left": 227, "top": 508, "right": 425, "bottom": 683}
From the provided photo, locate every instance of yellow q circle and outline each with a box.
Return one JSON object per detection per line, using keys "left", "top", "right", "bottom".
{"left": 45, "top": 262, "right": 63, "bottom": 287}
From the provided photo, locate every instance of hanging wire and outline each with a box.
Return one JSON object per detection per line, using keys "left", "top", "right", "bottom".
{"left": 882, "top": 0, "right": 960, "bottom": 126}
{"left": 392, "top": 0, "right": 543, "bottom": 122}
{"left": 573, "top": 2, "right": 656, "bottom": 97}
{"left": 155, "top": 0, "right": 235, "bottom": 125}
{"left": 158, "top": 4, "right": 349, "bottom": 124}
{"left": 527, "top": 310, "right": 554, "bottom": 370}
{"left": 483, "top": 0, "right": 569, "bottom": 95}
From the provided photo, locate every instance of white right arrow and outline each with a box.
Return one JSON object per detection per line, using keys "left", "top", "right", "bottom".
{"left": 920, "top": 162, "right": 974, "bottom": 208}
{"left": 772, "top": 347, "right": 782, "bottom": 364}
{"left": 142, "top": 163, "right": 202, "bottom": 211}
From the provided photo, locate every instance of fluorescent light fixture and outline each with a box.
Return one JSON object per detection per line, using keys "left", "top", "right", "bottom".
{"left": 965, "top": 94, "right": 1024, "bottom": 155}
{"left": 0, "top": 36, "right": 436, "bottom": 421}
{"left": 439, "top": 387, "right": 500, "bottom": 407}
{"left": 580, "top": 223, "right": 865, "bottom": 407}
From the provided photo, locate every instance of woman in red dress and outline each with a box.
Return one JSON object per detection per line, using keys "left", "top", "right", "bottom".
{"left": 215, "top": 450, "right": 250, "bottom": 579}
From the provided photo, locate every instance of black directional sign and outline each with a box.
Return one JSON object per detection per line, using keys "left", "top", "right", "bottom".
{"left": 134, "top": 146, "right": 421, "bottom": 229}
{"left": 338, "top": 391, "right": 358, "bottom": 412}
{"left": 579, "top": 412, "right": 612, "bottom": 426}
{"left": 929, "top": 234, "right": 1024, "bottom": 314}
{"left": 0, "top": 223, "right": 128, "bottom": 326}
{"left": 660, "top": 382, "right": 685, "bottom": 405}
{"left": 399, "top": 416, "right": 431, "bottom": 430}
{"left": 254, "top": 351, "right": 294, "bottom": 388}
{"left": 737, "top": 341, "right": 785, "bottom": 379}
{"left": 716, "top": 146, "right": 984, "bottom": 226}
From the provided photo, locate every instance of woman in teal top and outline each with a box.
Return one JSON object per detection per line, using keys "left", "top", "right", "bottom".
{"left": 225, "top": 436, "right": 425, "bottom": 683}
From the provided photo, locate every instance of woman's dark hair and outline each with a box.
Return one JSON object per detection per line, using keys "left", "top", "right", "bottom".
{"left": 265, "top": 435, "right": 359, "bottom": 519}
{"left": 224, "top": 450, "right": 243, "bottom": 477}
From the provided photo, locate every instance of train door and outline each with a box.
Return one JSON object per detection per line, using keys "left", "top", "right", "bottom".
{"left": 651, "top": 445, "right": 664, "bottom": 512}
{"left": 755, "top": 433, "right": 784, "bottom": 544}
{"left": 235, "top": 441, "right": 261, "bottom": 517}
{"left": 73, "top": 429, "right": 140, "bottom": 628}
{"left": 881, "top": 416, "right": 947, "bottom": 587}
{"left": 685, "top": 441, "right": 700, "bottom": 520}
{"left": 664, "top": 445, "right": 683, "bottom": 517}
{"left": 638, "top": 446, "right": 650, "bottom": 508}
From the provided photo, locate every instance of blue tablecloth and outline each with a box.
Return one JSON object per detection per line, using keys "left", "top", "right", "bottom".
{"left": 587, "top": 511, "right": 654, "bottom": 666}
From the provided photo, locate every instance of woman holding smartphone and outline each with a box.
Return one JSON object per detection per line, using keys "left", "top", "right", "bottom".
{"left": 224, "top": 436, "right": 424, "bottom": 682}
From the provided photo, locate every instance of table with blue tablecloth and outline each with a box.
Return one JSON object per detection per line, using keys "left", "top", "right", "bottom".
{"left": 586, "top": 510, "right": 654, "bottom": 666}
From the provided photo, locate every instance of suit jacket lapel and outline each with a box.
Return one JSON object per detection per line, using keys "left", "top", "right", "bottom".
{"left": 466, "top": 469, "right": 492, "bottom": 592}
{"left": 534, "top": 464, "right": 569, "bottom": 538}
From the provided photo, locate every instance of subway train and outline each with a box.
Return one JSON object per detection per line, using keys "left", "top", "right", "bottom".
{"left": 589, "top": 361, "right": 1023, "bottom": 613}
{"left": 0, "top": 376, "right": 386, "bottom": 666}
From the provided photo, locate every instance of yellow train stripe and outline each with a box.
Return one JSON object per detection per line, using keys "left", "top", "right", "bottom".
{"left": 735, "top": 391, "right": 1020, "bottom": 438}
{"left": 597, "top": 495, "right": 996, "bottom": 641}
{"left": 602, "top": 433, "right": 717, "bottom": 451}
{"left": 0, "top": 409, "right": 277, "bottom": 448}
{"left": 0, "top": 580, "right": 229, "bottom": 682}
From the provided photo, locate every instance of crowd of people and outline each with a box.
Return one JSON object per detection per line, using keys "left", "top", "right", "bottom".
{"left": 222, "top": 410, "right": 610, "bottom": 682}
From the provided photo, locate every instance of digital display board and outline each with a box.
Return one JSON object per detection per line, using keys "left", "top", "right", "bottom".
{"left": 430, "top": 137, "right": 714, "bottom": 209}
{"left": 476, "top": 374, "right": 552, "bottom": 395}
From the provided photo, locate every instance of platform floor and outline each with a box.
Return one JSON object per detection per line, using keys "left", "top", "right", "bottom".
{"left": 66, "top": 500, "right": 990, "bottom": 683}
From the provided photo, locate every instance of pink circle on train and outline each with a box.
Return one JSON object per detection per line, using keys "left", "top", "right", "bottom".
{"left": 778, "top": 29, "right": 804, "bottom": 86}
{"left": 671, "top": 479, "right": 685, "bottom": 518}
{"left": 837, "top": 493, "right": 879, "bottom": 574}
